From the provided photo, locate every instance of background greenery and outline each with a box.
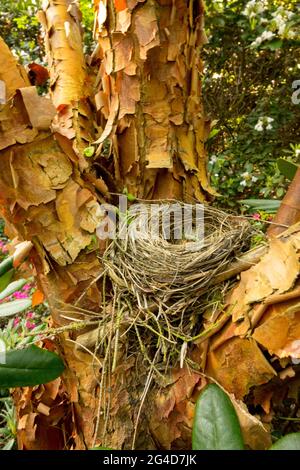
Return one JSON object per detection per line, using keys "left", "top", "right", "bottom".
{"left": 203, "top": 0, "right": 300, "bottom": 207}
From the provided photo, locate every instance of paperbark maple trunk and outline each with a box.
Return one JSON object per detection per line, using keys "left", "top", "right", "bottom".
{"left": 0, "top": 0, "right": 213, "bottom": 450}
{"left": 92, "top": 0, "right": 212, "bottom": 201}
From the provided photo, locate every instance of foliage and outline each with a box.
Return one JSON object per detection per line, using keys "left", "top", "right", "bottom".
{"left": 270, "top": 433, "right": 300, "bottom": 450}
{"left": 192, "top": 384, "right": 244, "bottom": 450}
{"left": 0, "top": 233, "right": 55, "bottom": 449}
{"left": 0, "top": 298, "right": 32, "bottom": 319}
{"left": 0, "top": 0, "right": 94, "bottom": 64}
{"left": 80, "top": 0, "right": 95, "bottom": 54}
{"left": 204, "top": 0, "right": 300, "bottom": 208}
{"left": 0, "top": 397, "right": 16, "bottom": 450}
{"left": 0, "top": 248, "right": 33, "bottom": 320}
{"left": 0, "top": 0, "right": 43, "bottom": 63}
{"left": 0, "top": 345, "right": 64, "bottom": 389}
{"left": 0, "top": 240, "right": 8, "bottom": 264}
{"left": 0, "top": 220, "right": 5, "bottom": 239}
{"left": 193, "top": 384, "right": 300, "bottom": 450}
{"left": 0, "top": 241, "right": 49, "bottom": 349}
{"left": 0, "top": 316, "right": 46, "bottom": 350}
{"left": 239, "top": 199, "right": 281, "bottom": 213}
{"left": 0, "top": 269, "right": 14, "bottom": 292}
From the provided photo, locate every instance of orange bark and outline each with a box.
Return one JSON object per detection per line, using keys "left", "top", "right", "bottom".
{"left": 0, "top": 0, "right": 213, "bottom": 450}
{"left": 268, "top": 167, "right": 300, "bottom": 236}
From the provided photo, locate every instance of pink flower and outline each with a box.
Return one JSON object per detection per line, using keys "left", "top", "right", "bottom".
{"left": 26, "top": 321, "right": 35, "bottom": 330}
{"left": 13, "top": 291, "right": 28, "bottom": 299}
{"left": 13, "top": 317, "right": 20, "bottom": 327}
{"left": 252, "top": 213, "right": 261, "bottom": 220}
{"left": 26, "top": 312, "right": 35, "bottom": 319}
{"left": 22, "top": 284, "right": 32, "bottom": 291}
{"left": 0, "top": 241, "right": 8, "bottom": 253}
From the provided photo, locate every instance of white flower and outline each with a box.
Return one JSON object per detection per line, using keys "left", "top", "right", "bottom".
{"left": 240, "top": 180, "right": 247, "bottom": 187}
{"left": 271, "top": 7, "right": 295, "bottom": 37}
{"left": 252, "top": 176, "right": 258, "bottom": 182}
{"left": 241, "top": 172, "right": 250, "bottom": 178}
{"left": 251, "top": 38, "right": 261, "bottom": 47}
{"left": 242, "top": 0, "right": 255, "bottom": 16}
{"left": 261, "top": 31, "right": 275, "bottom": 41}
{"left": 254, "top": 122, "right": 264, "bottom": 132}
{"left": 243, "top": 0, "right": 267, "bottom": 18}
{"left": 212, "top": 72, "right": 222, "bottom": 80}
{"left": 210, "top": 155, "right": 217, "bottom": 164}
{"left": 254, "top": 116, "right": 275, "bottom": 131}
{"left": 260, "top": 18, "right": 268, "bottom": 25}
{"left": 265, "top": 117, "right": 274, "bottom": 130}
{"left": 251, "top": 30, "right": 275, "bottom": 47}
{"left": 273, "top": 7, "right": 294, "bottom": 21}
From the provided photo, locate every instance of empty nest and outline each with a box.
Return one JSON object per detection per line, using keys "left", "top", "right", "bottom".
{"left": 103, "top": 202, "right": 253, "bottom": 319}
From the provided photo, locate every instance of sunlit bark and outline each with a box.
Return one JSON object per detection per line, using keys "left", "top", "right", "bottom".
{"left": 0, "top": 0, "right": 213, "bottom": 449}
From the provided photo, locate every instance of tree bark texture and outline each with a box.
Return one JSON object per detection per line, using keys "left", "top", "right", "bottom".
{"left": 0, "top": 0, "right": 213, "bottom": 450}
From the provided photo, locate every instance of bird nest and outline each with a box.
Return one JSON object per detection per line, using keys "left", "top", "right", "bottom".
{"left": 58, "top": 202, "right": 256, "bottom": 445}
{"left": 103, "top": 202, "right": 253, "bottom": 318}
{"left": 81, "top": 201, "right": 255, "bottom": 381}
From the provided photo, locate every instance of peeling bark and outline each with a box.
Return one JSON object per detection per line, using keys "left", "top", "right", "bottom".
{"left": 0, "top": 0, "right": 214, "bottom": 450}
{"left": 268, "top": 167, "right": 300, "bottom": 236}
{"left": 93, "top": 0, "right": 214, "bottom": 200}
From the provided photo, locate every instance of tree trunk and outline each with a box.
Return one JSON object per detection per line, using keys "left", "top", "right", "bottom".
{"left": 0, "top": 0, "right": 212, "bottom": 450}
{"left": 92, "top": 0, "right": 212, "bottom": 201}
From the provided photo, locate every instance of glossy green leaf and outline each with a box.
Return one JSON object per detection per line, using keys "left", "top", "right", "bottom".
{"left": 0, "top": 256, "right": 13, "bottom": 277}
{"left": 277, "top": 159, "right": 299, "bottom": 181}
{"left": 270, "top": 433, "right": 300, "bottom": 450}
{"left": 0, "top": 278, "right": 27, "bottom": 301}
{"left": 0, "top": 345, "right": 64, "bottom": 388}
{"left": 0, "top": 299, "right": 32, "bottom": 318}
{"left": 239, "top": 199, "right": 281, "bottom": 213}
{"left": 0, "top": 269, "right": 15, "bottom": 293}
{"left": 192, "top": 384, "right": 244, "bottom": 450}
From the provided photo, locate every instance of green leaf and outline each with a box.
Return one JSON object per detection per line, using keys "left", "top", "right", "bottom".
{"left": 2, "top": 438, "right": 15, "bottom": 450}
{"left": 0, "top": 256, "right": 14, "bottom": 277}
{"left": 270, "top": 433, "right": 300, "bottom": 450}
{"left": 264, "top": 39, "right": 283, "bottom": 51}
{"left": 84, "top": 146, "right": 95, "bottom": 158}
{"left": 277, "top": 159, "right": 299, "bottom": 181}
{"left": 0, "top": 345, "right": 64, "bottom": 388}
{"left": 208, "top": 128, "right": 220, "bottom": 140}
{"left": 0, "top": 278, "right": 27, "bottom": 301}
{"left": 0, "top": 269, "right": 15, "bottom": 293}
{"left": 238, "top": 199, "right": 281, "bottom": 213}
{"left": 192, "top": 384, "right": 244, "bottom": 450}
{"left": 0, "top": 299, "right": 32, "bottom": 318}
